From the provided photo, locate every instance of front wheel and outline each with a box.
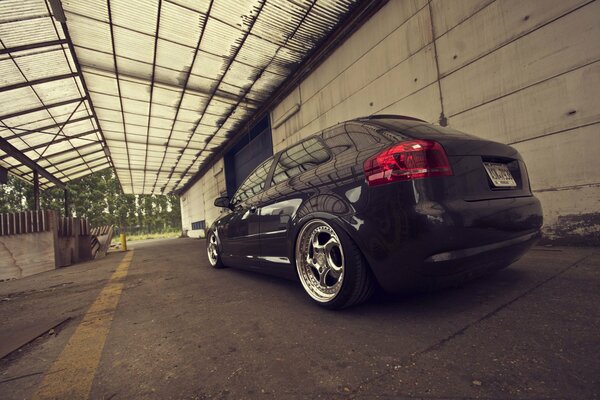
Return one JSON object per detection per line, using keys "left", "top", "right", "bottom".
{"left": 206, "top": 231, "right": 225, "bottom": 268}
{"left": 295, "top": 219, "right": 374, "bottom": 309}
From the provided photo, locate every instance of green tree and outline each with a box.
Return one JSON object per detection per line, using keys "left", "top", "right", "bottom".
{"left": 0, "top": 169, "right": 181, "bottom": 233}
{"left": 41, "top": 186, "right": 65, "bottom": 214}
{"left": 0, "top": 175, "right": 34, "bottom": 212}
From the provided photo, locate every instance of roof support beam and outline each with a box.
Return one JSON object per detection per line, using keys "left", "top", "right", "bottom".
{"left": 44, "top": 148, "right": 105, "bottom": 169}
{"left": 59, "top": 18, "right": 116, "bottom": 176}
{"left": 34, "top": 142, "right": 99, "bottom": 163}
{"left": 59, "top": 155, "right": 108, "bottom": 174}
{"left": 0, "top": 129, "right": 98, "bottom": 159}
{"left": 66, "top": 164, "right": 111, "bottom": 181}
{"left": 118, "top": 166, "right": 186, "bottom": 173}
{"left": 176, "top": 0, "right": 389, "bottom": 195}
{"left": 3, "top": 116, "right": 93, "bottom": 141}
{"left": 142, "top": 0, "right": 163, "bottom": 193}
{"left": 107, "top": 0, "right": 134, "bottom": 193}
{"left": 48, "top": 0, "right": 67, "bottom": 23}
{"left": 0, "top": 97, "right": 87, "bottom": 121}
{"left": 168, "top": 0, "right": 316, "bottom": 190}
{"left": 0, "top": 166, "right": 8, "bottom": 184}
{"left": 104, "top": 138, "right": 202, "bottom": 151}
{"left": 0, "top": 136, "right": 64, "bottom": 187}
{"left": 155, "top": 0, "right": 217, "bottom": 193}
{"left": 38, "top": 100, "right": 85, "bottom": 159}
{"left": 0, "top": 72, "right": 78, "bottom": 93}
{"left": 83, "top": 65, "right": 255, "bottom": 106}
{"left": 0, "top": 39, "right": 68, "bottom": 55}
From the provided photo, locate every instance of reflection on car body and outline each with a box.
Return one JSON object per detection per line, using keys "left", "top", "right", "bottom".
{"left": 206, "top": 115, "right": 543, "bottom": 309}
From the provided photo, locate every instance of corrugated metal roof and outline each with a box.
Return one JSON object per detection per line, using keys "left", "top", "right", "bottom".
{"left": 1, "top": 0, "right": 366, "bottom": 193}
{"left": 0, "top": 0, "right": 112, "bottom": 189}
{"left": 66, "top": 0, "right": 365, "bottom": 194}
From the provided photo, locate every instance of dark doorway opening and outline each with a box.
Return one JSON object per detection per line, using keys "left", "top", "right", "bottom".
{"left": 224, "top": 116, "right": 273, "bottom": 197}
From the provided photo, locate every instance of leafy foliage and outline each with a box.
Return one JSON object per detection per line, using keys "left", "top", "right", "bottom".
{"left": 0, "top": 169, "right": 181, "bottom": 233}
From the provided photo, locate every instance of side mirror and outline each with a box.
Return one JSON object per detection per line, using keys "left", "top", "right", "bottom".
{"left": 214, "top": 196, "right": 231, "bottom": 209}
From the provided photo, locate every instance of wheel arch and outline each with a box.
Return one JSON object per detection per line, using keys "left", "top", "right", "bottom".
{"left": 287, "top": 212, "right": 371, "bottom": 274}
{"left": 291, "top": 214, "right": 378, "bottom": 308}
{"left": 207, "top": 224, "right": 224, "bottom": 253}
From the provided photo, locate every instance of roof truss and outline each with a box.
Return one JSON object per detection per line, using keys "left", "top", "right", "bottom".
{"left": 0, "top": 0, "right": 112, "bottom": 189}
{"left": 1, "top": 0, "right": 384, "bottom": 194}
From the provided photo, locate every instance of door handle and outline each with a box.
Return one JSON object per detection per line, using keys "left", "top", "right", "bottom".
{"left": 249, "top": 206, "right": 257, "bottom": 214}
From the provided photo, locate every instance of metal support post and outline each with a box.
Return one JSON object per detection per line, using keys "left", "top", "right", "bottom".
{"left": 64, "top": 188, "right": 70, "bottom": 216}
{"left": 33, "top": 169, "right": 40, "bottom": 211}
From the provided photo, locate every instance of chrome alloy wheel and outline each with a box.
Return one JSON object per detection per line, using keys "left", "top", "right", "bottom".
{"left": 296, "top": 220, "right": 345, "bottom": 302}
{"left": 207, "top": 232, "right": 219, "bottom": 266}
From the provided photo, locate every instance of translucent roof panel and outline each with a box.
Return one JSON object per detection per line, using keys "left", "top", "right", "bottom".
{"left": 0, "top": 0, "right": 111, "bottom": 189}
{"left": 61, "top": 0, "right": 361, "bottom": 194}
{"left": 2, "top": 0, "right": 365, "bottom": 194}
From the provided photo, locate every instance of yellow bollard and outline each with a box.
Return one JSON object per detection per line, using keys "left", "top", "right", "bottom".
{"left": 120, "top": 233, "right": 127, "bottom": 251}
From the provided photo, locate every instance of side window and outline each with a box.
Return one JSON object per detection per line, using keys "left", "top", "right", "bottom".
{"left": 231, "top": 157, "right": 274, "bottom": 204}
{"left": 271, "top": 137, "right": 329, "bottom": 185}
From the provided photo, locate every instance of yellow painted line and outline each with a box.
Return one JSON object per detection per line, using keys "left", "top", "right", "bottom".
{"left": 32, "top": 251, "right": 134, "bottom": 400}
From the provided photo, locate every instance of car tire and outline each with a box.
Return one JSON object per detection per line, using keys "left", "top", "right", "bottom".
{"left": 295, "top": 219, "right": 375, "bottom": 309}
{"left": 206, "top": 230, "right": 225, "bottom": 269}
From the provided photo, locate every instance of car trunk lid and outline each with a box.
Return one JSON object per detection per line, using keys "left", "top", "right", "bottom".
{"left": 366, "top": 119, "right": 533, "bottom": 201}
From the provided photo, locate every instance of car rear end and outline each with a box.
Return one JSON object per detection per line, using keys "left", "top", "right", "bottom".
{"left": 352, "top": 117, "right": 543, "bottom": 292}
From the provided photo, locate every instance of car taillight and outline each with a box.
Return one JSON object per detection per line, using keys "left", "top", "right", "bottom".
{"left": 363, "top": 140, "right": 452, "bottom": 186}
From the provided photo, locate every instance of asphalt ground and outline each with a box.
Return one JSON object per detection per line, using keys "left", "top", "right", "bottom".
{"left": 0, "top": 237, "right": 599, "bottom": 399}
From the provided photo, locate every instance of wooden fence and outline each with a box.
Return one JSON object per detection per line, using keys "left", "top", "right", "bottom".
{"left": 0, "top": 211, "right": 93, "bottom": 238}
{"left": 90, "top": 225, "right": 114, "bottom": 259}
{"left": 0, "top": 210, "right": 50, "bottom": 236}
{"left": 90, "top": 225, "right": 112, "bottom": 236}
{"left": 58, "top": 217, "right": 90, "bottom": 237}
{"left": 1, "top": 210, "right": 116, "bottom": 279}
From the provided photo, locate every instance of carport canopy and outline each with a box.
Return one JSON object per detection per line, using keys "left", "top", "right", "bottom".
{"left": 0, "top": 0, "right": 384, "bottom": 194}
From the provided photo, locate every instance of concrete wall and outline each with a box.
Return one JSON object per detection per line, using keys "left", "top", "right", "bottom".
{"left": 0, "top": 211, "right": 98, "bottom": 280}
{"left": 271, "top": 0, "right": 600, "bottom": 244}
{"left": 0, "top": 231, "right": 56, "bottom": 280}
{"left": 180, "top": 158, "right": 226, "bottom": 238}
{"left": 181, "top": 0, "right": 600, "bottom": 244}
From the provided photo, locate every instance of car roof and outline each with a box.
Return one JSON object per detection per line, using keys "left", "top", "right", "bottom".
{"left": 353, "top": 114, "right": 427, "bottom": 123}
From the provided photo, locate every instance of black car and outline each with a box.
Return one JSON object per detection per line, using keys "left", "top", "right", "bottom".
{"left": 206, "top": 115, "right": 543, "bottom": 309}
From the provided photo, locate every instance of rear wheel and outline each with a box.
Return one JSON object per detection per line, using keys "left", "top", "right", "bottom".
{"left": 295, "top": 219, "right": 374, "bottom": 309}
{"left": 206, "top": 231, "right": 224, "bottom": 268}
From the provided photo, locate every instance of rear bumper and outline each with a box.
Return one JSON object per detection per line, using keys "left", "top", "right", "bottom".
{"left": 351, "top": 190, "right": 543, "bottom": 292}
{"left": 372, "top": 229, "right": 540, "bottom": 293}
{"left": 418, "top": 230, "right": 539, "bottom": 285}
{"left": 424, "top": 230, "right": 539, "bottom": 264}
{"left": 368, "top": 230, "right": 540, "bottom": 293}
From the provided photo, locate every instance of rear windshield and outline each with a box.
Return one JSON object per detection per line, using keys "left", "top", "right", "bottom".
{"left": 369, "top": 119, "right": 477, "bottom": 140}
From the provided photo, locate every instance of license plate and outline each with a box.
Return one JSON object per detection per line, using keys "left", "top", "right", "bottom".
{"left": 483, "top": 162, "right": 517, "bottom": 188}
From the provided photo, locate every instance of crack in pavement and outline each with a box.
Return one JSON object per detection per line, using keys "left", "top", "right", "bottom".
{"left": 347, "top": 250, "right": 599, "bottom": 399}
{"left": 0, "top": 371, "right": 44, "bottom": 385}
{"left": 412, "top": 251, "right": 597, "bottom": 357}
{"left": 0, "top": 368, "right": 67, "bottom": 385}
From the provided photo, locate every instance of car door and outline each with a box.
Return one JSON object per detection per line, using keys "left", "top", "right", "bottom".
{"left": 220, "top": 157, "right": 274, "bottom": 268}
{"left": 259, "top": 137, "right": 331, "bottom": 271}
